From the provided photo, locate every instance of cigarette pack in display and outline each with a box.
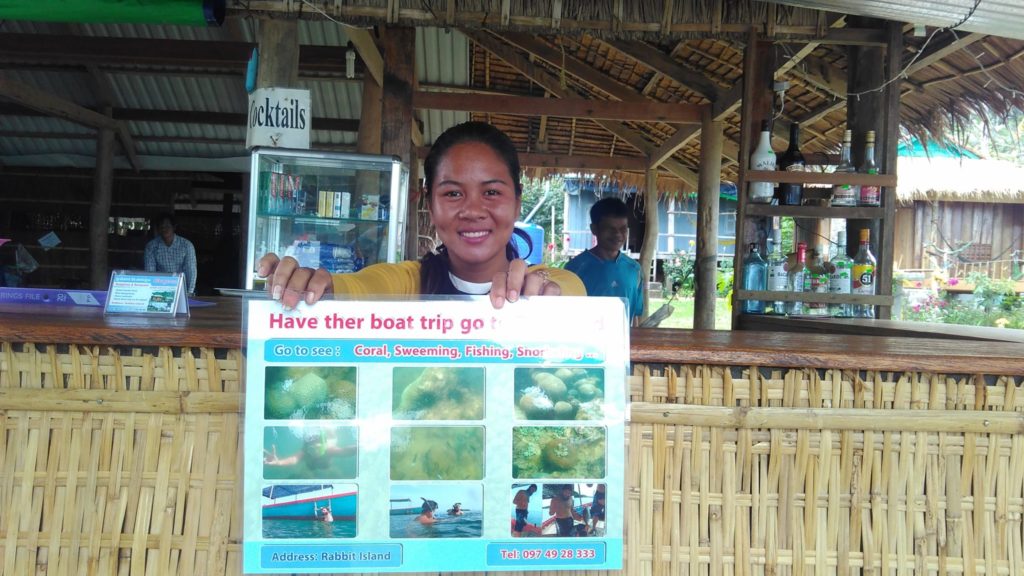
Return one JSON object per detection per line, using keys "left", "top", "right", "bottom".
{"left": 360, "top": 195, "right": 380, "bottom": 220}
{"left": 339, "top": 191, "right": 351, "bottom": 218}
{"left": 325, "top": 190, "right": 335, "bottom": 218}
{"left": 317, "top": 190, "right": 327, "bottom": 217}
{"left": 333, "top": 191, "right": 341, "bottom": 218}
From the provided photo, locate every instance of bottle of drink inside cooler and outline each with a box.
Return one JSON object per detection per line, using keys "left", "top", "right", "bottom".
{"left": 741, "top": 243, "right": 768, "bottom": 314}
{"left": 831, "top": 129, "right": 859, "bottom": 206}
{"left": 788, "top": 242, "right": 808, "bottom": 315}
{"left": 852, "top": 229, "right": 877, "bottom": 318}
{"left": 778, "top": 123, "right": 805, "bottom": 206}
{"left": 828, "top": 230, "right": 853, "bottom": 317}
{"left": 858, "top": 131, "right": 881, "bottom": 206}
{"left": 806, "top": 244, "right": 830, "bottom": 315}
{"left": 748, "top": 119, "right": 776, "bottom": 204}
{"left": 766, "top": 229, "right": 788, "bottom": 314}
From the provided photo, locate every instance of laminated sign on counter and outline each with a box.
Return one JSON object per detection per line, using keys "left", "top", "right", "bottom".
{"left": 243, "top": 296, "right": 628, "bottom": 573}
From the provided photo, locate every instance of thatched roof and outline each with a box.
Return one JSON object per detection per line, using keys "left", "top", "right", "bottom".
{"left": 896, "top": 156, "right": 1024, "bottom": 204}
{"left": 3, "top": 1, "right": 1024, "bottom": 190}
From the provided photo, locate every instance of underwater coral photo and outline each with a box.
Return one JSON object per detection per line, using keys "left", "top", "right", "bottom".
{"left": 513, "top": 367, "right": 605, "bottom": 421}
{"left": 511, "top": 426, "right": 606, "bottom": 479}
{"left": 264, "top": 366, "right": 357, "bottom": 420}
{"left": 392, "top": 367, "right": 485, "bottom": 420}
{"left": 263, "top": 425, "right": 358, "bottom": 480}
{"left": 390, "top": 426, "right": 485, "bottom": 480}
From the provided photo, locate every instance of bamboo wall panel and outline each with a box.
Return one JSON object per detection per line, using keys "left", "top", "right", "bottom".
{"left": 626, "top": 363, "right": 1024, "bottom": 575}
{"left": 2, "top": 339, "right": 1022, "bottom": 574}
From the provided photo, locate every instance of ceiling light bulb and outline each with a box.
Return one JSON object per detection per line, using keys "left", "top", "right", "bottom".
{"left": 345, "top": 48, "right": 356, "bottom": 79}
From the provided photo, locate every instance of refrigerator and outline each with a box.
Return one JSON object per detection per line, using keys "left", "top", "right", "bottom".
{"left": 245, "top": 148, "right": 409, "bottom": 289}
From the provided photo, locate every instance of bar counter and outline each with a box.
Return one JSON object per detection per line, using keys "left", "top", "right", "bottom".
{"left": 1, "top": 299, "right": 1022, "bottom": 574}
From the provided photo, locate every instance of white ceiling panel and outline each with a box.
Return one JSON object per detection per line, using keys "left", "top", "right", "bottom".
{"left": 769, "top": 0, "right": 1024, "bottom": 41}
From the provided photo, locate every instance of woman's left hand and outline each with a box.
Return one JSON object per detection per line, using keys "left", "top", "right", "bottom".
{"left": 490, "top": 259, "right": 561, "bottom": 309}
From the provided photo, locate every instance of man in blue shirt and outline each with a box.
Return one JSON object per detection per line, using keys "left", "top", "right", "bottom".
{"left": 144, "top": 214, "right": 197, "bottom": 295}
{"left": 565, "top": 197, "right": 643, "bottom": 323}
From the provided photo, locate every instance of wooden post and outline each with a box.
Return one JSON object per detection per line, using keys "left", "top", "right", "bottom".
{"left": 847, "top": 16, "right": 892, "bottom": 318}
{"left": 357, "top": 72, "right": 383, "bottom": 155}
{"left": 732, "top": 29, "right": 775, "bottom": 328}
{"left": 256, "top": 18, "right": 299, "bottom": 87}
{"left": 876, "top": 21, "right": 903, "bottom": 319}
{"left": 695, "top": 110, "right": 723, "bottom": 330}
{"left": 380, "top": 26, "right": 417, "bottom": 259}
{"left": 89, "top": 112, "right": 114, "bottom": 290}
{"left": 639, "top": 167, "right": 659, "bottom": 319}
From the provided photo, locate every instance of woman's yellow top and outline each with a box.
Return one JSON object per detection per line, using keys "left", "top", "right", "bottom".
{"left": 331, "top": 261, "right": 586, "bottom": 297}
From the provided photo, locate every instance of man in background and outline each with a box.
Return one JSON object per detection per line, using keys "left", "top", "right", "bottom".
{"left": 144, "top": 213, "right": 197, "bottom": 295}
{"left": 565, "top": 197, "right": 643, "bottom": 324}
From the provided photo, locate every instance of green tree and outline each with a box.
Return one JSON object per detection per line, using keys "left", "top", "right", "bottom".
{"left": 518, "top": 176, "right": 566, "bottom": 260}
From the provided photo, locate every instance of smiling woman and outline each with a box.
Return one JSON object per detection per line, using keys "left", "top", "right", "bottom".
{"left": 258, "top": 122, "right": 584, "bottom": 308}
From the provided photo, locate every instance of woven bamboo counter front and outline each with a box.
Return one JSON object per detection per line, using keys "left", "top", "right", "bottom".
{"left": 1, "top": 301, "right": 1022, "bottom": 575}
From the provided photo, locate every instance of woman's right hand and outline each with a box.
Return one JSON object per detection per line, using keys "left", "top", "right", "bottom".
{"left": 257, "top": 253, "right": 334, "bottom": 309}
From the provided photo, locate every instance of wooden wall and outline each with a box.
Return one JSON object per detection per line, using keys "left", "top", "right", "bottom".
{"left": 0, "top": 174, "right": 242, "bottom": 293}
{"left": 894, "top": 200, "right": 1024, "bottom": 278}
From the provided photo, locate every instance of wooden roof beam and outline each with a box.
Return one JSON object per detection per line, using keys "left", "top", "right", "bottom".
{"left": 905, "top": 31, "right": 985, "bottom": 76}
{"left": 605, "top": 39, "right": 722, "bottom": 100}
{"left": 0, "top": 33, "right": 366, "bottom": 77}
{"left": 0, "top": 103, "right": 361, "bottom": 132}
{"left": 85, "top": 64, "right": 140, "bottom": 173}
{"left": 463, "top": 30, "right": 698, "bottom": 188}
{"left": 413, "top": 90, "right": 703, "bottom": 123}
{"left": 0, "top": 73, "right": 117, "bottom": 130}
{"left": 415, "top": 146, "right": 647, "bottom": 171}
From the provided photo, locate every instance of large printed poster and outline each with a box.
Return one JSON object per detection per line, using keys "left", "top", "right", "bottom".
{"left": 243, "top": 296, "right": 628, "bottom": 573}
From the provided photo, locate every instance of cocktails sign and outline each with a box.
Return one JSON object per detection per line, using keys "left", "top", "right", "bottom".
{"left": 246, "top": 87, "right": 311, "bottom": 149}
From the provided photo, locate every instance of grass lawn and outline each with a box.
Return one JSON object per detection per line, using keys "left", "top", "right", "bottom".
{"left": 647, "top": 297, "right": 733, "bottom": 330}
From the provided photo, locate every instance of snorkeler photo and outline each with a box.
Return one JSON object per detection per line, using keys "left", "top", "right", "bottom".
{"left": 262, "top": 483, "right": 357, "bottom": 539}
{"left": 264, "top": 366, "right": 357, "bottom": 420}
{"left": 511, "top": 426, "right": 606, "bottom": 479}
{"left": 392, "top": 367, "right": 485, "bottom": 420}
{"left": 389, "top": 483, "right": 483, "bottom": 538}
{"left": 263, "top": 425, "right": 358, "bottom": 480}
{"left": 513, "top": 367, "right": 606, "bottom": 420}
{"left": 391, "top": 426, "right": 485, "bottom": 480}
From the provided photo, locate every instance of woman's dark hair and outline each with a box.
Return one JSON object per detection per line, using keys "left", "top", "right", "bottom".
{"left": 420, "top": 122, "right": 527, "bottom": 294}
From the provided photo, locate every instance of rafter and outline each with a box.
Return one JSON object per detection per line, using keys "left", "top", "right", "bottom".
{"left": 463, "top": 30, "right": 699, "bottom": 188}
{"left": 412, "top": 90, "right": 703, "bottom": 123}
{"left": 905, "top": 31, "right": 985, "bottom": 76}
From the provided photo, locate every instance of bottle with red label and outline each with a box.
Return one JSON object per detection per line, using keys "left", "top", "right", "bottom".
{"left": 858, "top": 131, "right": 881, "bottom": 206}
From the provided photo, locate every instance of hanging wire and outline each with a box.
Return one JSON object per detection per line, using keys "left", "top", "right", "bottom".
{"left": 846, "top": 0, "right": 984, "bottom": 100}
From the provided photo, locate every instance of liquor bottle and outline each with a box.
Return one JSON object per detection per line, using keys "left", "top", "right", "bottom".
{"left": 740, "top": 243, "right": 768, "bottom": 314}
{"left": 851, "top": 229, "right": 877, "bottom": 318}
{"left": 778, "top": 123, "right": 805, "bottom": 206}
{"left": 828, "top": 230, "right": 852, "bottom": 317}
{"left": 766, "top": 228, "right": 788, "bottom": 314}
{"left": 788, "top": 241, "right": 808, "bottom": 315}
{"left": 831, "top": 129, "right": 859, "bottom": 206}
{"left": 806, "top": 244, "right": 830, "bottom": 315}
{"left": 748, "top": 120, "right": 776, "bottom": 204}
{"left": 858, "top": 130, "right": 881, "bottom": 206}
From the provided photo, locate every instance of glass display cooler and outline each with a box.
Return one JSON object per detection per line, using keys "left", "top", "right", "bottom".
{"left": 245, "top": 148, "right": 409, "bottom": 289}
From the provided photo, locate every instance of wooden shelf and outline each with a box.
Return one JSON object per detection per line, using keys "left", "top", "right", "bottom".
{"left": 745, "top": 170, "right": 897, "bottom": 187}
{"left": 736, "top": 290, "right": 893, "bottom": 306}
{"left": 745, "top": 204, "right": 885, "bottom": 219}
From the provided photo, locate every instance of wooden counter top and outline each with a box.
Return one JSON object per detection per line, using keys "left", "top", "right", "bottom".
{"left": 631, "top": 328, "right": 1024, "bottom": 375}
{"left": 0, "top": 299, "right": 1020, "bottom": 374}
{"left": 0, "top": 297, "right": 245, "bottom": 348}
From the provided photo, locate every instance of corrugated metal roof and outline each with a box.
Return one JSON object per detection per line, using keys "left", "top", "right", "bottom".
{"left": 0, "top": 23, "right": 469, "bottom": 167}
{"left": 770, "top": 0, "right": 1024, "bottom": 41}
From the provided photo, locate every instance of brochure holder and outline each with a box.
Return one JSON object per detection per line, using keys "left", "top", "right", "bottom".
{"left": 103, "top": 270, "right": 190, "bottom": 317}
